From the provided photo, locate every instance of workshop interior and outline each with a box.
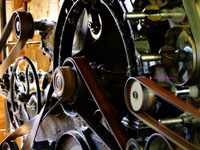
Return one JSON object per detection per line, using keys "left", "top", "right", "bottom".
{"left": 0, "top": 0, "right": 200, "bottom": 149}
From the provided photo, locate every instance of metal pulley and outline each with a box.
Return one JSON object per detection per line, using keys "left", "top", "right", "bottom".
{"left": 13, "top": 11, "right": 34, "bottom": 39}
{"left": 126, "top": 138, "right": 142, "bottom": 150}
{"left": 161, "top": 26, "right": 195, "bottom": 86}
{"left": 125, "top": 77, "right": 155, "bottom": 112}
{"left": 53, "top": 66, "right": 76, "bottom": 103}
{"left": 55, "top": 130, "right": 90, "bottom": 150}
{"left": 0, "top": 11, "right": 34, "bottom": 78}
{"left": 144, "top": 133, "right": 174, "bottom": 150}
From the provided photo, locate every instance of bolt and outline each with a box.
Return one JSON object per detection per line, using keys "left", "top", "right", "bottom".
{"left": 16, "top": 21, "right": 20, "bottom": 32}
{"left": 56, "top": 76, "right": 62, "bottom": 89}
{"left": 132, "top": 91, "right": 138, "bottom": 99}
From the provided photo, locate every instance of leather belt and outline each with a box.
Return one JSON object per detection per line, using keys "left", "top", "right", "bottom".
{"left": 0, "top": 10, "right": 36, "bottom": 150}
{"left": 0, "top": 11, "right": 34, "bottom": 78}
{"left": 0, "top": 4, "right": 200, "bottom": 150}
{"left": 136, "top": 77, "right": 200, "bottom": 119}
{"left": 1, "top": 57, "right": 129, "bottom": 150}
{"left": 68, "top": 57, "right": 129, "bottom": 150}
{"left": 0, "top": 82, "right": 54, "bottom": 150}
{"left": 2, "top": 57, "right": 199, "bottom": 150}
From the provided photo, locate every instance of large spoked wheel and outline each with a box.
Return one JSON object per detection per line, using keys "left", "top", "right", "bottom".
{"left": 54, "top": 0, "right": 136, "bottom": 75}
{"left": 8, "top": 56, "right": 41, "bottom": 128}
{"left": 53, "top": 0, "right": 138, "bottom": 118}
{"left": 53, "top": 0, "right": 136, "bottom": 149}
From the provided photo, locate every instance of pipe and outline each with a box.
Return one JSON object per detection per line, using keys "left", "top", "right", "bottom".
{"left": 0, "top": 0, "right": 10, "bottom": 133}
{"left": 0, "top": 0, "right": 6, "bottom": 60}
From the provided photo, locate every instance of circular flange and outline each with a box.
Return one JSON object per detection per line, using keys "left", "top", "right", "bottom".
{"left": 126, "top": 138, "right": 141, "bottom": 150}
{"left": 125, "top": 77, "right": 155, "bottom": 112}
{"left": 13, "top": 11, "right": 34, "bottom": 39}
{"left": 144, "top": 133, "right": 174, "bottom": 150}
{"left": 14, "top": 16, "right": 21, "bottom": 38}
{"left": 55, "top": 130, "right": 90, "bottom": 150}
{"left": 162, "top": 26, "right": 196, "bottom": 86}
{"left": 53, "top": 66, "right": 76, "bottom": 102}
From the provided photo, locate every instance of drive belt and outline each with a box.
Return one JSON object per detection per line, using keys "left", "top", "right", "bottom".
{"left": 0, "top": 10, "right": 37, "bottom": 150}
{"left": 0, "top": 11, "right": 34, "bottom": 78}
{"left": 4, "top": 57, "right": 198, "bottom": 150}
{"left": 126, "top": 76, "right": 199, "bottom": 150}
{"left": 1, "top": 57, "right": 129, "bottom": 150}
{"left": 70, "top": 57, "right": 129, "bottom": 150}
{"left": 0, "top": 83, "right": 54, "bottom": 150}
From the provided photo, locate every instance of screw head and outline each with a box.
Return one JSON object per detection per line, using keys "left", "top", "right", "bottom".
{"left": 16, "top": 21, "right": 20, "bottom": 32}
{"left": 56, "top": 76, "right": 62, "bottom": 90}
{"left": 132, "top": 91, "right": 138, "bottom": 99}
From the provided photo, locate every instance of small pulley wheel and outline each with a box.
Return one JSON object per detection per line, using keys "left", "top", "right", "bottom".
{"left": 0, "top": 141, "right": 19, "bottom": 150}
{"left": 14, "top": 16, "right": 21, "bottom": 38}
{"left": 53, "top": 66, "right": 76, "bottom": 103}
{"left": 55, "top": 130, "right": 90, "bottom": 150}
{"left": 14, "top": 11, "right": 34, "bottom": 39}
{"left": 144, "top": 133, "right": 174, "bottom": 150}
{"left": 125, "top": 77, "right": 155, "bottom": 112}
{"left": 126, "top": 138, "right": 141, "bottom": 150}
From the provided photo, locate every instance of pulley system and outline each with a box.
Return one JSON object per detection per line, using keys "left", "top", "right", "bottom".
{"left": 1, "top": 0, "right": 200, "bottom": 150}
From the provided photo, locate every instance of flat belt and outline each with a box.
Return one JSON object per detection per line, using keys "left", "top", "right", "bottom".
{"left": 1, "top": 57, "right": 127, "bottom": 150}
{"left": 0, "top": 10, "right": 36, "bottom": 150}
{"left": 0, "top": 11, "right": 34, "bottom": 78}
{"left": 126, "top": 76, "right": 199, "bottom": 150}
{"left": 69, "top": 57, "right": 129, "bottom": 150}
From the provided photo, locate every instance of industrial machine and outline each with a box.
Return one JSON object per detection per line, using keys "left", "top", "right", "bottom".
{"left": 0, "top": 0, "right": 200, "bottom": 149}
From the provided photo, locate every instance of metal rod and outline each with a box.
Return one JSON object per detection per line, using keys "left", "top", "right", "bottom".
{"left": 124, "top": 8, "right": 185, "bottom": 22}
{"left": 6, "top": 41, "right": 41, "bottom": 46}
{"left": 0, "top": 0, "right": 7, "bottom": 60}
{"left": 124, "top": 12, "right": 147, "bottom": 20}
{"left": 159, "top": 116, "right": 199, "bottom": 125}
{"left": 0, "top": 0, "right": 10, "bottom": 134}
{"left": 23, "top": 1, "right": 28, "bottom": 11}
{"left": 159, "top": 118, "right": 183, "bottom": 125}
{"left": 140, "top": 54, "right": 162, "bottom": 62}
{"left": 176, "top": 89, "right": 190, "bottom": 95}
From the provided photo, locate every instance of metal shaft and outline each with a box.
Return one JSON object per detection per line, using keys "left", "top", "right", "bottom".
{"left": 0, "top": 0, "right": 6, "bottom": 60}
{"left": 124, "top": 7, "right": 185, "bottom": 22}
{"left": 159, "top": 118, "right": 183, "bottom": 125}
{"left": 140, "top": 54, "right": 162, "bottom": 62}
{"left": 6, "top": 41, "right": 41, "bottom": 46}
{"left": 0, "top": 0, "right": 10, "bottom": 135}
